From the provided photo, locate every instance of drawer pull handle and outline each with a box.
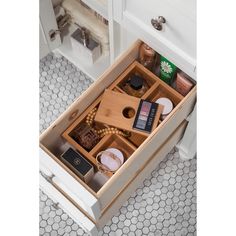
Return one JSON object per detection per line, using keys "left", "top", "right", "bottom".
{"left": 151, "top": 16, "right": 166, "bottom": 31}
{"left": 69, "top": 109, "right": 79, "bottom": 121}
{"left": 39, "top": 170, "right": 54, "bottom": 184}
{"left": 49, "top": 29, "right": 60, "bottom": 41}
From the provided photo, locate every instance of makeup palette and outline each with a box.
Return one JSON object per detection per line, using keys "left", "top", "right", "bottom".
{"left": 133, "top": 100, "right": 159, "bottom": 133}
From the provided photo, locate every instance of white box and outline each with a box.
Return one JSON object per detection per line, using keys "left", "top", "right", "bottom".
{"left": 71, "top": 27, "right": 101, "bottom": 64}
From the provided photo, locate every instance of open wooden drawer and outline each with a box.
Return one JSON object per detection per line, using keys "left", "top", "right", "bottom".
{"left": 40, "top": 120, "right": 188, "bottom": 236}
{"left": 39, "top": 40, "right": 196, "bottom": 221}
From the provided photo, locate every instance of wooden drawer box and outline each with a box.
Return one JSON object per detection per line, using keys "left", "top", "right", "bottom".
{"left": 39, "top": 40, "right": 196, "bottom": 221}
{"left": 40, "top": 120, "right": 188, "bottom": 236}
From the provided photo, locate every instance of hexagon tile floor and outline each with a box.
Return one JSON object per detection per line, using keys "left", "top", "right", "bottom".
{"left": 39, "top": 53, "right": 197, "bottom": 236}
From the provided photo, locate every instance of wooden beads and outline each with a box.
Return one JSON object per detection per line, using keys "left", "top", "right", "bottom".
{"left": 86, "top": 107, "right": 97, "bottom": 126}
{"left": 85, "top": 107, "right": 130, "bottom": 138}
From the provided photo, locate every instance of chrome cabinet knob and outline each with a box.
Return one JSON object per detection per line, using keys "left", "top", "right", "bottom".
{"left": 151, "top": 16, "right": 166, "bottom": 31}
{"left": 49, "top": 29, "right": 60, "bottom": 41}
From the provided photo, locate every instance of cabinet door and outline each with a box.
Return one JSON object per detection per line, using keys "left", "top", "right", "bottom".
{"left": 39, "top": 0, "right": 61, "bottom": 59}
{"left": 40, "top": 20, "right": 50, "bottom": 59}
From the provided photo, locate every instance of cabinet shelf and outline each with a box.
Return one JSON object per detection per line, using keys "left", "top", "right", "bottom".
{"left": 55, "top": 25, "right": 110, "bottom": 81}
{"left": 81, "top": 0, "right": 108, "bottom": 20}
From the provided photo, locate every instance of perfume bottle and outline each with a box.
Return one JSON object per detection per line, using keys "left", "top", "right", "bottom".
{"left": 122, "top": 74, "right": 149, "bottom": 98}
{"left": 139, "top": 43, "right": 156, "bottom": 71}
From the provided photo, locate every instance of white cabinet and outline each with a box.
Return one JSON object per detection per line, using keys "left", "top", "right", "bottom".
{"left": 39, "top": 1, "right": 196, "bottom": 235}
{"left": 81, "top": 0, "right": 108, "bottom": 19}
{"left": 40, "top": 0, "right": 62, "bottom": 56}
{"left": 113, "top": 0, "right": 196, "bottom": 79}
{"left": 39, "top": 0, "right": 129, "bottom": 81}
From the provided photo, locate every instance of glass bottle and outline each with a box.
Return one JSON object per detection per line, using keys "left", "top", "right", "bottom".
{"left": 139, "top": 43, "right": 156, "bottom": 71}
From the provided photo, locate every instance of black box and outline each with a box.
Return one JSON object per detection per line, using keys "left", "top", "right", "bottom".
{"left": 61, "top": 148, "right": 94, "bottom": 183}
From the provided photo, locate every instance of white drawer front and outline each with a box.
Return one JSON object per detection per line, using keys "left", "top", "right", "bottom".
{"left": 39, "top": 173, "right": 98, "bottom": 236}
{"left": 123, "top": 0, "right": 196, "bottom": 78}
{"left": 39, "top": 148, "right": 101, "bottom": 220}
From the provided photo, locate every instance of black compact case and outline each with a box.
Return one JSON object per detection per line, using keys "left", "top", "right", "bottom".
{"left": 61, "top": 148, "right": 94, "bottom": 183}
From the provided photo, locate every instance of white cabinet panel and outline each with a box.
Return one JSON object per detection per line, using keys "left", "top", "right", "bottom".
{"left": 40, "top": 0, "right": 61, "bottom": 54}
{"left": 117, "top": 0, "right": 196, "bottom": 78}
{"left": 125, "top": 0, "right": 196, "bottom": 59}
{"left": 40, "top": 21, "right": 50, "bottom": 59}
{"left": 39, "top": 173, "right": 98, "bottom": 236}
{"left": 39, "top": 148, "right": 101, "bottom": 220}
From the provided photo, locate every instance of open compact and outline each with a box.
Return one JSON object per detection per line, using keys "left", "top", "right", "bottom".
{"left": 96, "top": 148, "right": 124, "bottom": 174}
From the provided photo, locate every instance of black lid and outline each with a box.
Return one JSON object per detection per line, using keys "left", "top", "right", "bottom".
{"left": 129, "top": 75, "right": 144, "bottom": 90}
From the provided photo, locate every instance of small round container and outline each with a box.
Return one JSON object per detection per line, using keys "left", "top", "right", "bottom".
{"left": 155, "top": 97, "right": 173, "bottom": 120}
{"left": 97, "top": 148, "right": 124, "bottom": 173}
{"left": 121, "top": 74, "right": 149, "bottom": 98}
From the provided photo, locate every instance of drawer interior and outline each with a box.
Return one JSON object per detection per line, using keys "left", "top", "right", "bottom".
{"left": 40, "top": 40, "right": 196, "bottom": 199}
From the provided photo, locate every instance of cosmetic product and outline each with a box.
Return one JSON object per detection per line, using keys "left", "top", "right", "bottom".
{"left": 139, "top": 43, "right": 156, "bottom": 70}
{"left": 160, "top": 56, "right": 177, "bottom": 85}
{"left": 61, "top": 148, "right": 94, "bottom": 183}
{"left": 155, "top": 97, "right": 173, "bottom": 120}
{"left": 96, "top": 148, "right": 124, "bottom": 173}
{"left": 122, "top": 74, "right": 149, "bottom": 98}
{"left": 71, "top": 123, "right": 100, "bottom": 151}
{"left": 133, "top": 100, "right": 159, "bottom": 133}
{"left": 175, "top": 72, "right": 194, "bottom": 96}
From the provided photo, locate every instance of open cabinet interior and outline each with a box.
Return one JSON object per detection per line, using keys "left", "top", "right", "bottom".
{"left": 40, "top": 40, "right": 196, "bottom": 197}
{"left": 51, "top": 0, "right": 111, "bottom": 80}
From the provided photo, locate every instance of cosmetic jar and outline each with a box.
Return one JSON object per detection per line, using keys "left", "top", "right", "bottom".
{"left": 96, "top": 148, "right": 124, "bottom": 173}
{"left": 155, "top": 97, "right": 173, "bottom": 120}
{"left": 122, "top": 74, "right": 149, "bottom": 98}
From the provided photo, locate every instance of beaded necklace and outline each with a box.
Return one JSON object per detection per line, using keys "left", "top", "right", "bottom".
{"left": 85, "top": 107, "right": 130, "bottom": 138}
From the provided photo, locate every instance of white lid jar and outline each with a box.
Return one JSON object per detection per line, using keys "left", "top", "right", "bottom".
{"left": 155, "top": 97, "right": 173, "bottom": 120}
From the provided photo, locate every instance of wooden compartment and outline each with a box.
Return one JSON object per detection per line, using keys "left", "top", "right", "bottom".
{"left": 112, "top": 86, "right": 126, "bottom": 94}
{"left": 90, "top": 134, "right": 136, "bottom": 159}
{"left": 143, "top": 82, "right": 184, "bottom": 106}
{"left": 125, "top": 131, "right": 147, "bottom": 148}
{"left": 109, "top": 61, "right": 157, "bottom": 98}
{"left": 89, "top": 133, "right": 136, "bottom": 178}
{"left": 62, "top": 98, "right": 104, "bottom": 167}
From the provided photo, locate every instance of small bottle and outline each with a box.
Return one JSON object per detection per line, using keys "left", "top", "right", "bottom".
{"left": 122, "top": 74, "right": 149, "bottom": 98}
{"left": 139, "top": 43, "right": 156, "bottom": 71}
{"left": 160, "top": 56, "right": 177, "bottom": 85}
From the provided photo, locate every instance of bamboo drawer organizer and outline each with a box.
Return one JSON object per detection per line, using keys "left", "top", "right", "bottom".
{"left": 62, "top": 61, "right": 185, "bottom": 179}
{"left": 40, "top": 40, "right": 196, "bottom": 218}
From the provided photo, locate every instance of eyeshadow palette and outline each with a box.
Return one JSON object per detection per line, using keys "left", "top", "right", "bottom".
{"left": 133, "top": 100, "right": 159, "bottom": 133}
